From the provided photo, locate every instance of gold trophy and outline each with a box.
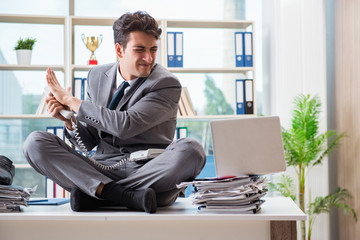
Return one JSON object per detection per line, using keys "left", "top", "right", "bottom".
{"left": 81, "top": 34, "right": 103, "bottom": 65}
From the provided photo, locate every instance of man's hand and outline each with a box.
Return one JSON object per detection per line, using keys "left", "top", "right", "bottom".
{"left": 45, "top": 94, "right": 72, "bottom": 126}
{"left": 46, "top": 68, "right": 72, "bottom": 105}
{"left": 46, "top": 67, "right": 82, "bottom": 113}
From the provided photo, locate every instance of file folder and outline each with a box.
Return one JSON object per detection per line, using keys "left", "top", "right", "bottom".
{"left": 177, "top": 127, "right": 188, "bottom": 139}
{"left": 54, "top": 183, "right": 65, "bottom": 198}
{"left": 175, "top": 32, "right": 183, "bottom": 67}
{"left": 244, "top": 79, "right": 254, "bottom": 114}
{"left": 235, "top": 79, "right": 245, "bottom": 114}
{"left": 46, "top": 126, "right": 55, "bottom": 134}
{"left": 82, "top": 78, "right": 87, "bottom": 100}
{"left": 234, "top": 32, "right": 244, "bottom": 67}
{"left": 244, "top": 32, "right": 253, "bottom": 67}
{"left": 73, "top": 77, "right": 84, "bottom": 100}
{"left": 45, "top": 177, "right": 54, "bottom": 198}
{"left": 55, "top": 126, "right": 64, "bottom": 141}
{"left": 27, "top": 198, "right": 70, "bottom": 205}
{"left": 167, "top": 32, "right": 175, "bottom": 67}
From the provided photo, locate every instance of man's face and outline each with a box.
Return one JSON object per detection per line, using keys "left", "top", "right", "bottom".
{"left": 116, "top": 31, "right": 158, "bottom": 80}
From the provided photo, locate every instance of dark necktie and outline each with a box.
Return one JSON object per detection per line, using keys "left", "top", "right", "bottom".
{"left": 108, "top": 81, "right": 130, "bottom": 110}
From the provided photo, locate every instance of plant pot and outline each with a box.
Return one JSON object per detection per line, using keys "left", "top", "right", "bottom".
{"left": 16, "top": 49, "right": 32, "bottom": 65}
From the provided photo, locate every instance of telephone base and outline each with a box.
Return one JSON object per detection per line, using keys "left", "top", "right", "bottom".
{"left": 130, "top": 149, "right": 164, "bottom": 162}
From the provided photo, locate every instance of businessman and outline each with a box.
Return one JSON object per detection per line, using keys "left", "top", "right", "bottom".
{"left": 23, "top": 11, "right": 206, "bottom": 213}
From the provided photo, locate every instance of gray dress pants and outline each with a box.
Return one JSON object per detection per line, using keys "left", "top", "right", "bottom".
{"left": 23, "top": 131, "right": 206, "bottom": 207}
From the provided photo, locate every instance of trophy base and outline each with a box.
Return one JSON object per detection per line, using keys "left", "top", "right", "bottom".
{"left": 88, "top": 60, "right": 98, "bottom": 65}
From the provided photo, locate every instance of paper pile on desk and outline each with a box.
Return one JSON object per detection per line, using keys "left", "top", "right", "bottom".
{"left": 0, "top": 185, "right": 37, "bottom": 212}
{"left": 177, "top": 175, "right": 267, "bottom": 213}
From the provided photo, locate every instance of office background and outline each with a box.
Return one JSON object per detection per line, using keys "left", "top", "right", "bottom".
{"left": 0, "top": 0, "right": 358, "bottom": 239}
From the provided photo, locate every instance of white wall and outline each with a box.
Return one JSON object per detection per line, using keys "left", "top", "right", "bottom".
{"left": 263, "top": 0, "right": 328, "bottom": 239}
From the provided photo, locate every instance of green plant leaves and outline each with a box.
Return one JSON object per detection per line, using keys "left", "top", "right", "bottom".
{"left": 14, "top": 37, "right": 36, "bottom": 50}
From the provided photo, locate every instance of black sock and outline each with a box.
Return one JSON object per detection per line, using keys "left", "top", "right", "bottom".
{"left": 70, "top": 188, "right": 114, "bottom": 212}
{"left": 101, "top": 182, "right": 157, "bottom": 213}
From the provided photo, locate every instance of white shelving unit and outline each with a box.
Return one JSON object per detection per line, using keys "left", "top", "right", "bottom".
{"left": 0, "top": 14, "right": 255, "bottom": 119}
{"left": 0, "top": 14, "right": 67, "bottom": 119}
{"left": 70, "top": 17, "right": 256, "bottom": 119}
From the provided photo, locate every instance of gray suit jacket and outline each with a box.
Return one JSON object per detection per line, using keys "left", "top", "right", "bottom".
{"left": 66, "top": 63, "right": 181, "bottom": 160}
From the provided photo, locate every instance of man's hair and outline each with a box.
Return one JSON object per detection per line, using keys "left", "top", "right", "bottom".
{"left": 113, "top": 11, "right": 162, "bottom": 49}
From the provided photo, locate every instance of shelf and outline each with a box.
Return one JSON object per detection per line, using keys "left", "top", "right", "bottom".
{"left": 0, "top": 115, "right": 53, "bottom": 119}
{"left": 0, "top": 115, "right": 255, "bottom": 120}
{"left": 0, "top": 64, "right": 65, "bottom": 71}
{"left": 168, "top": 67, "right": 253, "bottom": 73}
{"left": 70, "top": 16, "right": 116, "bottom": 26}
{"left": 72, "top": 65, "right": 94, "bottom": 71}
{"left": 0, "top": 14, "right": 66, "bottom": 24}
{"left": 177, "top": 114, "right": 256, "bottom": 120}
{"left": 69, "top": 17, "right": 252, "bottom": 29}
{"left": 71, "top": 16, "right": 161, "bottom": 26}
{"left": 166, "top": 19, "right": 253, "bottom": 29}
{"left": 72, "top": 65, "right": 253, "bottom": 74}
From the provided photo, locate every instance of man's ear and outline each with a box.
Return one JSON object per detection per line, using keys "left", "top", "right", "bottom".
{"left": 115, "top": 43, "right": 124, "bottom": 58}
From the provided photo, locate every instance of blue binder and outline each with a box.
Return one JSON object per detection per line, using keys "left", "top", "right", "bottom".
{"left": 175, "top": 127, "right": 188, "bottom": 139}
{"left": 27, "top": 198, "right": 70, "bottom": 205}
{"left": 55, "top": 126, "right": 65, "bottom": 140}
{"left": 81, "top": 78, "right": 87, "bottom": 100}
{"left": 73, "top": 77, "right": 83, "bottom": 100}
{"left": 244, "top": 79, "right": 254, "bottom": 114}
{"left": 46, "top": 126, "right": 55, "bottom": 134}
{"left": 244, "top": 32, "right": 253, "bottom": 67}
{"left": 46, "top": 126, "right": 64, "bottom": 140}
{"left": 167, "top": 32, "right": 175, "bottom": 67}
{"left": 234, "top": 32, "right": 244, "bottom": 67}
{"left": 235, "top": 79, "right": 245, "bottom": 114}
{"left": 73, "top": 77, "right": 87, "bottom": 100}
{"left": 175, "top": 32, "right": 183, "bottom": 67}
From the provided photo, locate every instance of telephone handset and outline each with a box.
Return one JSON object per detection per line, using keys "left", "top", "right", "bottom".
{"left": 44, "top": 86, "right": 73, "bottom": 119}
{"left": 45, "top": 86, "right": 164, "bottom": 170}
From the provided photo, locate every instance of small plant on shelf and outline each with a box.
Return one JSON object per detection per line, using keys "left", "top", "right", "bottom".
{"left": 14, "top": 37, "right": 36, "bottom": 50}
{"left": 14, "top": 37, "right": 37, "bottom": 65}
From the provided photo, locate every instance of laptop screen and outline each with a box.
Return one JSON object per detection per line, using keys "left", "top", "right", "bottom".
{"left": 210, "top": 116, "right": 286, "bottom": 177}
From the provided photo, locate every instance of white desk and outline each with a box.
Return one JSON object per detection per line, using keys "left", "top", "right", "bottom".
{"left": 0, "top": 197, "right": 306, "bottom": 240}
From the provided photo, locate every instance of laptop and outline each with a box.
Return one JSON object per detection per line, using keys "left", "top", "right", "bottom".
{"left": 210, "top": 116, "right": 286, "bottom": 177}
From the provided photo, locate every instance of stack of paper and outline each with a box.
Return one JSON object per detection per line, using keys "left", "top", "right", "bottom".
{"left": 0, "top": 185, "right": 36, "bottom": 212}
{"left": 177, "top": 175, "right": 267, "bottom": 213}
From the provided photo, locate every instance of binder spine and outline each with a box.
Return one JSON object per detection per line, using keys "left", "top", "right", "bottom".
{"left": 235, "top": 32, "right": 244, "bottom": 67}
{"left": 244, "top": 79, "right": 254, "bottom": 114}
{"left": 167, "top": 32, "right": 175, "bottom": 67}
{"left": 235, "top": 79, "right": 245, "bottom": 115}
{"left": 244, "top": 32, "right": 253, "bottom": 67}
{"left": 175, "top": 32, "right": 183, "bottom": 67}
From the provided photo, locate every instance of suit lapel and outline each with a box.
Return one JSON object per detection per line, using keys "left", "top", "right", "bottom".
{"left": 117, "top": 77, "right": 146, "bottom": 110}
{"left": 100, "top": 62, "right": 118, "bottom": 108}
{"left": 116, "top": 64, "right": 158, "bottom": 110}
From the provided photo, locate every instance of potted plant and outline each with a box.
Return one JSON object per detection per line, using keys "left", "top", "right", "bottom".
{"left": 269, "top": 94, "right": 357, "bottom": 240}
{"left": 14, "top": 37, "right": 36, "bottom": 65}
